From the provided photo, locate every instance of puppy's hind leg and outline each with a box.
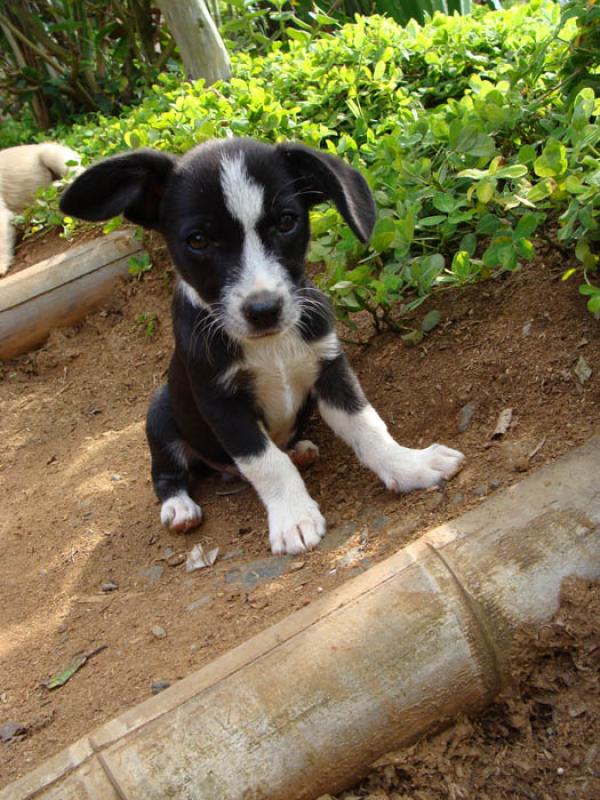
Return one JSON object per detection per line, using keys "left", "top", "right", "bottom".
{"left": 0, "top": 197, "right": 15, "bottom": 276}
{"left": 146, "top": 385, "right": 202, "bottom": 533}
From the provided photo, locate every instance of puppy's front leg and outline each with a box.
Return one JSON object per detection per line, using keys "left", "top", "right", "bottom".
{"left": 193, "top": 391, "right": 325, "bottom": 555}
{"left": 236, "top": 437, "right": 325, "bottom": 555}
{"left": 316, "top": 354, "right": 464, "bottom": 492}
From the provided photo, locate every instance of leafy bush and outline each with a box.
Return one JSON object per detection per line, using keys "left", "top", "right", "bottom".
{"left": 27, "top": 1, "right": 600, "bottom": 323}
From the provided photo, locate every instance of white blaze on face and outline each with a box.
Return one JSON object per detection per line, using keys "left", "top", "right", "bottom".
{"left": 219, "top": 152, "right": 297, "bottom": 337}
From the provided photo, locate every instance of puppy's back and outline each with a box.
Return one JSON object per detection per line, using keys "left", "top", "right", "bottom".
{"left": 0, "top": 142, "right": 80, "bottom": 213}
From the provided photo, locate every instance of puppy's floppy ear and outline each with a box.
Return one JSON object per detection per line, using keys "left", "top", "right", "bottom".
{"left": 277, "top": 142, "right": 376, "bottom": 243}
{"left": 59, "top": 149, "right": 176, "bottom": 229}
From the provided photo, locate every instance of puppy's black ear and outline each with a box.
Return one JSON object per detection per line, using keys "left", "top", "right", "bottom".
{"left": 59, "top": 149, "right": 176, "bottom": 229}
{"left": 277, "top": 142, "right": 376, "bottom": 243}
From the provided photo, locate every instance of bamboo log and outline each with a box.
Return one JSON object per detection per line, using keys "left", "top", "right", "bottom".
{"left": 0, "top": 231, "right": 142, "bottom": 359}
{"left": 2, "top": 437, "right": 599, "bottom": 800}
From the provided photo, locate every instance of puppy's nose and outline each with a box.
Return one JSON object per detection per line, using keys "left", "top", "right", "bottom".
{"left": 242, "top": 291, "right": 283, "bottom": 331}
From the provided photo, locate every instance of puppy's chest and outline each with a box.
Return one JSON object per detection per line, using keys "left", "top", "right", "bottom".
{"left": 241, "top": 338, "right": 321, "bottom": 445}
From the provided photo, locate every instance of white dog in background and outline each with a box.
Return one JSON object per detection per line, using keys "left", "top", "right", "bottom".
{"left": 0, "top": 142, "right": 81, "bottom": 276}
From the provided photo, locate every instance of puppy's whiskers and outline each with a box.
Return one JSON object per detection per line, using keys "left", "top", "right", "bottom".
{"left": 190, "top": 303, "right": 227, "bottom": 361}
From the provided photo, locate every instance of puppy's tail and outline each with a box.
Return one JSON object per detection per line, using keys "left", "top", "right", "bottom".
{"left": 39, "top": 143, "right": 82, "bottom": 180}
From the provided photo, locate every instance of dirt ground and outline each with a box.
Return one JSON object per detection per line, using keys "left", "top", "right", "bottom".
{"left": 0, "top": 230, "right": 598, "bottom": 791}
{"left": 333, "top": 577, "right": 600, "bottom": 800}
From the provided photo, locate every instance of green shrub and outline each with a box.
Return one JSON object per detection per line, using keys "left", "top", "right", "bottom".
{"left": 24, "top": 1, "right": 600, "bottom": 324}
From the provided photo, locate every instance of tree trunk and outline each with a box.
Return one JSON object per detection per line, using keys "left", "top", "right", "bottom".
{"left": 156, "top": 0, "right": 230, "bottom": 86}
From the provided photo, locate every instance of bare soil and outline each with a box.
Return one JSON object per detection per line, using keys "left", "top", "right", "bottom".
{"left": 0, "top": 233, "right": 598, "bottom": 791}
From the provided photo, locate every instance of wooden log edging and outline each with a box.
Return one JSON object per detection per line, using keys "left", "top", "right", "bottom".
{"left": 0, "top": 230, "right": 143, "bottom": 359}
{"left": 2, "top": 437, "right": 599, "bottom": 800}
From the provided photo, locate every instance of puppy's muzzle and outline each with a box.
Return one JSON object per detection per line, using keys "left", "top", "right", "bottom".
{"left": 242, "top": 291, "right": 284, "bottom": 334}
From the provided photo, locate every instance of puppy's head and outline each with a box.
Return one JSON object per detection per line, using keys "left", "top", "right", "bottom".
{"left": 60, "top": 138, "right": 376, "bottom": 341}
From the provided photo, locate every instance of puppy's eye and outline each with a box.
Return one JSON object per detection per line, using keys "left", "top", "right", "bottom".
{"left": 277, "top": 214, "right": 298, "bottom": 234}
{"left": 186, "top": 232, "right": 210, "bottom": 251}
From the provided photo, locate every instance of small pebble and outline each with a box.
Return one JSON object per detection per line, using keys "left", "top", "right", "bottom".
{"left": 0, "top": 722, "right": 27, "bottom": 743}
{"left": 151, "top": 625, "right": 167, "bottom": 639}
{"left": 163, "top": 546, "right": 174, "bottom": 558}
{"left": 222, "top": 548, "right": 243, "bottom": 561}
{"left": 449, "top": 492, "right": 464, "bottom": 507}
{"left": 457, "top": 402, "right": 477, "bottom": 433}
{"left": 186, "top": 595, "right": 213, "bottom": 613}
{"left": 167, "top": 553, "right": 185, "bottom": 567}
{"left": 111, "top": 474, "right": 121, "bottom": 482}
{"left": 557, "top": 767, "right": 564, "bottom": 776}
{"left": 289, "top": 560, "right": 306, "bottom": 572}
{"left": 489, "top": 478, "right": 501, "bottom": 490}
{"left": 151, "top": 680, "right": 171, "bottom": 694}
{"left": 424, "top": 490, "right": 444, "bottom": 510}
{"left": 101, "top": 581, "right": 118, "bottom": 592}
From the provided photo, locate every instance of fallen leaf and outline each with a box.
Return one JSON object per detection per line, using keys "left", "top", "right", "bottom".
{"left": 44, "top": 646, "right": 107, "bottom": 690}
{"left": 186, "top": 543, "right": 219, "bottom": 572}
{"left": 422, "top": 309, "right": 441, "bottom": 332}
{"left": 574, "top": 355, "right": 592, "bottom": 385}
{"left": 401, "top": 329, "right": 424, "bottom": 346}
{"left": 491, "top": 408, "right": 513, "bottom": 439}
{"left": 528, "top": 437, "right": 546, "bottom": 460}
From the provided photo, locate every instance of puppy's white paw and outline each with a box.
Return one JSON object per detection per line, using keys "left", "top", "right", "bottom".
{"left": 380, "top": 443, "right": 465, "bottom": 493}
{"left": 288, "top": 440, "right": 320, "bottom": 468}
{"left": 268, "top": 495, "right": 326, "bottom": 555}
{"left": 160, "top": 493, "right": 203, "bottom": 533}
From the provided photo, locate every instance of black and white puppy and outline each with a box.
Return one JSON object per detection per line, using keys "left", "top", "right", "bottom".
{"left": 60, "top": 138, "right": 464, "bottom": 555}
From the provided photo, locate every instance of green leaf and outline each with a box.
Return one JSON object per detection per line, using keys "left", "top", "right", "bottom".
{"left": 515, "top": 237, "right": 534, "bottom": 259}
{"left": 459, "top": 233, "right": 477, "bottom": 256}
{"left": 370, "top": 217, "right": 397, "bottom": 251}
{"left": 373, "top": 61, "right": 386, "bottom": 81}
{"left": 454, "top": 125, "right": 495, "bottom": 158}
{"left": 432, "top": 193, "right": 456, "bottom": 213}
{"left": 418, "top": 215, "right": 446, "bottom": 227}
{"left": 527, "top": 179, "right": 556, "bottom": 203}
{"left": 514, "top": 214, "right": 539, "bottom": 239}
{"left": 285, "top": 28, "right": 311, "bottom": 43}
{"left": 572, "top": 88, "right": 595, "bottom": 130}
{"left": 575, "top": 240, "right": 599, "bottom": 269}
{"left": 493, "top": 164, "right": 528, "bottom": 179}
{"left": 517, "top": 145, "right": 537, "bottom": 165}
{"left": 451, "top": 250, "right": 474, "bottom": 281}
{"left": 483, "top": 238, "right": 517, "bottom": 270}
{"left": 534, "top": 139, "right": 567, "bottom": 178}
{"left": 477, "top": 177, "right": 497, "bottom": 204}
{"left": 477, "top": 214, "right": 502, "bottom": 235}
{"left": 457, "top": 168, "right": 489, "bottom": 180}
{"left": 588, "top": 295, "right": 600, "bottom": 314}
